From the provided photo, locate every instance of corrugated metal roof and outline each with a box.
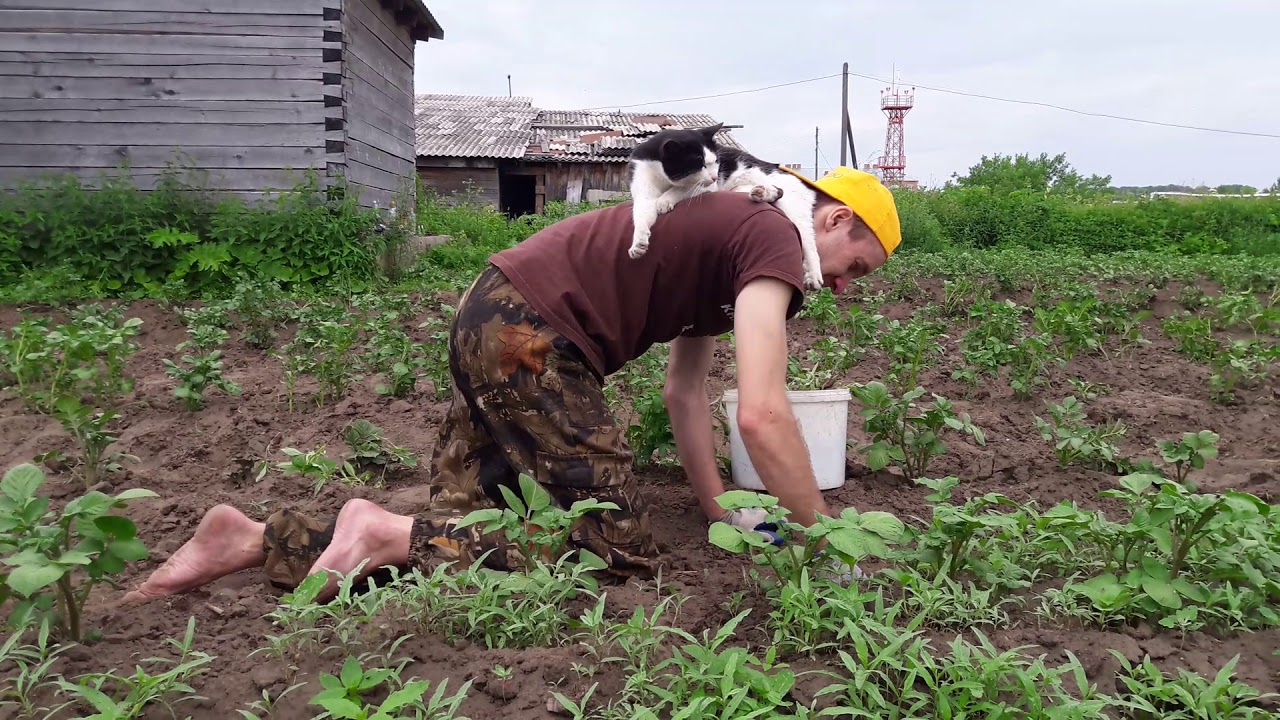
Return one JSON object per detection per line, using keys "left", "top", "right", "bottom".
{"left": 415, "top": 95, "right": 743, "bottom": 162}
{"left": 414, "top": 95, "right": 539, "bottom": 159}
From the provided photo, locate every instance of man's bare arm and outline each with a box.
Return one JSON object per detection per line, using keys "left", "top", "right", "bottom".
{"left": 732, "top": 277, "right": 832, "bottom": 526}
{"left": 664, "top": 334, "right": 724, "bottom": 519}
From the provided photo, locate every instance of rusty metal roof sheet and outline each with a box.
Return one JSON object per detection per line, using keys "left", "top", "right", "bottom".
{"left": 415, "top": 95, "right": 743, "bottom": 162}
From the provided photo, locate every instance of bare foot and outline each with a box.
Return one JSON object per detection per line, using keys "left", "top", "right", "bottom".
{"left": 306, "top": 499, "right": 413, "bottom": 600}
{"left": 122, "top": 504, "right": 267, "bottom": 603}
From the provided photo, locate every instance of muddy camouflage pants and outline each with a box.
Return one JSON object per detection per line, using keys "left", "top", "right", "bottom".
{"left": 261, "top": 264, "right": 659, "bottom": 588}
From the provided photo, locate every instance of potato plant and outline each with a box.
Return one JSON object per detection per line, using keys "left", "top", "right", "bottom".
{"left": 0, "top": 463, "right": 156, "bottom": 642}
{"left": 850, "top": 381, "right": 986, "bottom": 481}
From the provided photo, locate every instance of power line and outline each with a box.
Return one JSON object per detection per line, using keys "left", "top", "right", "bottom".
{"left": 580, "top": 73, "right": 840, "bottom": 111}
{"left": 581, "top": 69, "right": 1279, "bottom": 140}
{"left": 845, "top": 70, "right": 1280, "bottom": 140}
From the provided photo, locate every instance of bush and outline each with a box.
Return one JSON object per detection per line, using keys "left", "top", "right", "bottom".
{"left": 0, "top": 166, "right": 402, "bottom": 299}
{"left": 892, "top": 188, "right": 948, "bottom": 253}
{"left": 916, "top": 186, "right": 1279, "bottom": 256}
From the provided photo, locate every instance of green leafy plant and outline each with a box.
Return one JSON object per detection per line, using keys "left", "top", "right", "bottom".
{"left": 296, "top": 319, "right": 363, "bottom": 406}
{"left": 0, "top": 619, "right": 74, "bottom": 719}
{"left": 708, "top": 490, "right": 905, "bottom": 590}
{"left": 1007, "top": 333, "right": 1061, "bottom": 399}
{"left": 1109, "top": 652, "right": 1277, "bottom": 719}
{"left": 276, "top": 446, "right": 359, "bottom": 498}
{"left": 0, "top": 463, "right": 156, "bottom": 641}
{"left": 163, "top": 349, "right": 242, "bottom": 411}
{"left": 50, "top": 395, "right": 137, "bottom": 488}
{"left": 308, "top": 655, "right": 472, "bottom": 720}
{"left": 343, "top": 420, "right": 418, "bottom": 484}
{"left": 457, "top": 474, "right": 619, "bottom": 571}
{"left": 1034, "top": 396, "right": 1126, "bottom": 470}
{"left": 1158, "top": 430, "right": 1219, "bottom": 487}
{"left": 851, "top": 381, "right": 985, "bottom": 481}
{"left": 878, "top": 318, "right": 947, "bottom": 395}
{"left": 52, "top": 616, "right": 214, "bottom": 719}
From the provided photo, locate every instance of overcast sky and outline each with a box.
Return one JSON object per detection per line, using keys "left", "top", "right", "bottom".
{"left": 413, "top": 1, "right": 1279, "bottom": 189}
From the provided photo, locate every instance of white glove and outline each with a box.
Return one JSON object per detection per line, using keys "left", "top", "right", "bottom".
{"left": 720, "top": 507, "right": 769, "bottom": 530}
{"left": 816, "top": 553, "right": 865, "bottom": 586}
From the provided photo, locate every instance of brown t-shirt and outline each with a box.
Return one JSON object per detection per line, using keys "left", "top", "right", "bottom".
{"left": 489, "top": 191, "right": 805, "bottom": 377}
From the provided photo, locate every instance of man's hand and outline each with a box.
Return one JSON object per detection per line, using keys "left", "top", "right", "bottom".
{"left": 732, "top": 277, "right": 832, "bottom": 527}
{"left": 664, "top": 334, "right": 724, "bottom": 520}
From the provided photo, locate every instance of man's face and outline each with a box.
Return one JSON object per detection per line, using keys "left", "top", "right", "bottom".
{"left": 813, "top": 205, "right": 889, "bottom": 295}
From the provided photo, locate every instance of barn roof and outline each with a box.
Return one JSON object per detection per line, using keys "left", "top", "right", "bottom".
{"left": 414, "top": 95, "right": 539, "bottom": 159}
{"left": 404, "top": 0, "right": 445, "bottom": 41}
{"left": 414, "top": 94, "right": 742, "bottom": 163}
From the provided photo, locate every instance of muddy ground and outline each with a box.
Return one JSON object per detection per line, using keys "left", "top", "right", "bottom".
{"left": 1, "top": 279, "right": 1277, "bottom": 718}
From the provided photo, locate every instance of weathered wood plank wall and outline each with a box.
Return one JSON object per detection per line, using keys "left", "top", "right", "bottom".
{"left": 416, "top": 162, "right": 499, "bottom": 208}
{"left": 332, "top": 0, "right": 417, "bottom": 210}
{"left": 0, "top": 0, "right": 336, "bottom": 196}
{"left": 543, "top": 162, "right": 631, "bottom": 202}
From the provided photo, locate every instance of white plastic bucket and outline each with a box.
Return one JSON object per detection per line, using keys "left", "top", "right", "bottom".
{"left": 721, "top": 388, "right": 850, "bottom": 491}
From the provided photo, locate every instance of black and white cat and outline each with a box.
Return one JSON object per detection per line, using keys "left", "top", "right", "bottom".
{"left": 626, "top": 123, "right": 822, "bottom": 290}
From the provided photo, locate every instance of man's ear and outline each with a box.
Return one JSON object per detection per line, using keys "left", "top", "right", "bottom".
{"left": 818, "top": 203, "right": 849, "bottom": 232}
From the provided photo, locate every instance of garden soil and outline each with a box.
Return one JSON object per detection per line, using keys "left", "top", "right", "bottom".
{"left": 1, "top": 281, "right": 1278, "bottom": 718}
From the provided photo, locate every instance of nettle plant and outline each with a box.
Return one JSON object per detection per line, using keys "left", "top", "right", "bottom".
{"left": 708, "top": 490, "right": 906, "bottom": 590}
{"left": 850, "top": 381, "right": 985, "bottom": 481}
{"left": 0, "top": 463, "right": 156, "bottom": 642}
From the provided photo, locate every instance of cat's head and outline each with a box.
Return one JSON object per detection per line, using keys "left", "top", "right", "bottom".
{"left": 653, "top": 123, "right": 723, "bottom": 187}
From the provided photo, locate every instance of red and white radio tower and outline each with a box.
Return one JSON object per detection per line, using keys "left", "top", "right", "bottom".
{"left": 875, "top": 83, "right": 915, "bottom": 186}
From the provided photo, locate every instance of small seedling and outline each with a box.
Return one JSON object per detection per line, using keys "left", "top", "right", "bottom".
{"left": 1158, "top": 430, "right": 1219, "bottom": 487}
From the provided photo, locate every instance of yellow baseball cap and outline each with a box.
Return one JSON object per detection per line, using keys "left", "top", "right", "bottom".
{"left": 779, "top": 165, "right": 902, "bottom": 257}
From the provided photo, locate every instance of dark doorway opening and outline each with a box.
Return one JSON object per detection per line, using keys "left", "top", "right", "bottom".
{"left": 499, "top": 174, "right": 536, "bottom": 218}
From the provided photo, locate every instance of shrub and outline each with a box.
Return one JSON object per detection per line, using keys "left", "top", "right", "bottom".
{"left": 0, "top": 165, "right": 399, "bottom": 299}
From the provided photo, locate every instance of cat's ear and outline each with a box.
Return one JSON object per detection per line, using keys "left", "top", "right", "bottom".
{"left": 699, "top": 123, "right": 724, "bottom": 140}
{"left": 659, "top": 138, "right": 683, "bottom": 159}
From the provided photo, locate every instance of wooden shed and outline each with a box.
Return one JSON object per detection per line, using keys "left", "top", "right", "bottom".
{"left": 414, "top": 94, "right": 743, "bottom": 217}
{"left": 0, "top": 0, "right": 444, "bottom": 208}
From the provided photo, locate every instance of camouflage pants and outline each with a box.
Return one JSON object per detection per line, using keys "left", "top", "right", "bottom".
{"left": 261, "top": 264, "right": 659, "bottom": 588}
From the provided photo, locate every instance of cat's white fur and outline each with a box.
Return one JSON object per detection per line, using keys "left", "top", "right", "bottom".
{"left": 628, "top": 152, "right": 823, "bottom": 291}
{"left": 626, "top": 146, "right": 718, "bottom": 261}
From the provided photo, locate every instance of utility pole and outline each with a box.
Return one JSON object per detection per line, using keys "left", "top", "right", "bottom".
{"left": 507, "top": 74, "right": 512, "bottom": 97}
{"left": 839, "top": 62, "right": 858, "bottom": 168}
{"left": 840, "top": 62, "right": 849, "bottom": 166}
{"left": 814, "top": 127, "right": 819, "bottom": 179}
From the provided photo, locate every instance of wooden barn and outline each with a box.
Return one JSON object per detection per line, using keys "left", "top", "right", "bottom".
{"left": 0, "top": 0, "right": 444, "bottom": 208}
{"left": 414, "top": 93, "right": 743, "bottom": 216}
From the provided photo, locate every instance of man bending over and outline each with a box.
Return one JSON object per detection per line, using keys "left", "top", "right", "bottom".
{"left": 123, "top": 166, "right": 900, "bottom": 603}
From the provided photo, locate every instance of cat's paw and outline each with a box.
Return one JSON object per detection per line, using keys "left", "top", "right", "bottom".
{"left": 803, "top": 266, "right": 824, "bottom": 290}
{"left": 749, "top": 184, "right": 784, "bottom": 203}
{"left": 654, "top": 197, "right": 678, "bottom": 214}
{"left": 628, "top": 230, "right": 651, "bottom": 259}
